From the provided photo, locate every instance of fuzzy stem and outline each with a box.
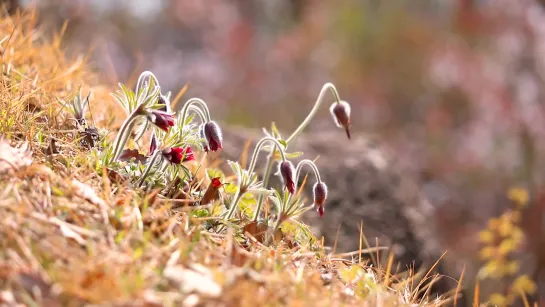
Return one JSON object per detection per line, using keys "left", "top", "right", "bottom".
{"left": 180, "top": 98, "right": 212, "bottom": 124}
{"left": 111, "top": 112, "right": 141, "bottom": 162}
{"left": 294, "top": 159, "right": 322, "bottom": 184}
{"left": 285, "top": 83, "right": 341, "bottom": 144}
{"left": 135, "top": 71, "right": 160, "bottom": 99}
{"left": 136, "top": 150, "right": 163, "bottom": 187}
{"left": 218, "top": 189, "right": 244, "bottom": 233}
{"left": 253, "top": 154, "right": 274, "bottom": 221}
{"left": 186, "top": 105, "right": 207, "bottom": 123}
{"left": 247, "top": 137, "right": 287, "bottom": 221}
{"left": 247, "top": 137, "right": 287, "bottom": 175}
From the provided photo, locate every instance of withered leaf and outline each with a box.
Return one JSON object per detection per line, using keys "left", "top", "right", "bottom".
{"left": 243, "top": 221, "right": 269, "bottom": 243}
{"left": 118, "top": 149, "right": 148, "bottom": 163}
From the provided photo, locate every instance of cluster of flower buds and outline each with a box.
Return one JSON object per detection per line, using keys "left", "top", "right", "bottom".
{"left": 277, "top": 158, "right": 329, "bottom": 218}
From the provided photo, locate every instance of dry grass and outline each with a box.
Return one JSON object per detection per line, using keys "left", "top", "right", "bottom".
{"left": 0, "top": 10, "right": 454, "bottom": 307}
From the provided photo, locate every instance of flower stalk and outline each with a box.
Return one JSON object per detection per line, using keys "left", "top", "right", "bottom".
{"left": 285, "top": 82, "right": 342, "bottom": 144}
{"left": 180, "top": 98, "right": 212, "bottom": 124}
{"left": 226, "top": 137, "right": 287, "bottom": 222}
{"left": 111, "top": 111, "right": 142, "bottom": 162}
{"left": 136, "top": 149, "right": 163, "bottom": 187}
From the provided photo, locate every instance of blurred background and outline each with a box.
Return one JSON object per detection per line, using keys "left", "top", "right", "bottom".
{"left": 10, "top": 0, "right": 545, "bottom": 302}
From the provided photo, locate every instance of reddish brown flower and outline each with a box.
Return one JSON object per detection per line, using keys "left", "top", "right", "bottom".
{"left": 329, "top": 101, "right": 351, "bottom": 139}
{"left": 279, "top": 161, "right": 296, "bottom": 194}
{"left": 313, "top": 182, "right": 328, "bottom": 217}
{"left": 148, "top": 110, "right": 175, "bottom": 132}
{"left": 203, "top": 121, "right": 223, "bottom": 152}
{"left": 200, "top": 177, "right": 223, "bottom": 205}
{"left": 162, "top": 147, "right": 194, "bottom": 164}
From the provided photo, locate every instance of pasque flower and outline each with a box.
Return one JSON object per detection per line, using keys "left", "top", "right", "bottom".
{"left": 279, "top": 160, "right": 296, "bottom": 194}
{"left": 162, "top": 147, "right": 194, "bottom": 164}
{"left": 313, "top": 182, "right": 328, "bottom": 217}
{"left": 147, "top": 110, "right": 175, "bottom": 132}
{"left": 329, "top": 100, "right": 351, "bottom": 139}
{"left": 203, "top": 121, "right": 223, "bottom": 152}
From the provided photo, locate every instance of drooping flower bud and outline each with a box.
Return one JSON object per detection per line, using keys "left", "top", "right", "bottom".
{"left": 203, "top": 121, "right": 223, "bottom": 152}
{"left": 157, "top": 95, "right": 169, "bottom": 112}
{"left": 148, "top": 110, "right": 175, "bottom": 132}
{"left": 162, "top": 147, "right": 194, "bottom": 164}
{"left": 279, "top": 160, "right": 296, "bottom": 194}
{"left": 329, "top": 100, "right": 351, "bottom": 139}
{"left": 149, "top": 134, "right": 158, "bottom": 155}
{"left": 313, "top": 182, "right": 328, "bottom": 217}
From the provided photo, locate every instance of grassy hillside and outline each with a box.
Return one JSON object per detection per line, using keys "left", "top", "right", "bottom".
{"left": 0, "top": 10, "right": 455, "bottom": 307}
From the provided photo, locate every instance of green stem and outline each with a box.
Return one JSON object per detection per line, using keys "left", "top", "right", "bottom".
{"left": 294, "top": 159, "right": 322, "bottom": 184}
{"left": 111, "top": 112, "right": 141, "bottom": 162}
{"left": 218, "top": 189, "right": 244, "bottom": 233}
{"left": 285, "top": 82, "right": 341, "bottom": 144}
{"left": 136, "top": 150, "right": 163, "bottom": 187}
{"left": 247, "top": 137, "right": 287, "bottom": 221}
{"left": 253, "top": 154, "right": 274, "bottom": 221}
{"left": 247, "top": 137, "right": 287, "bottom": 174}
{"left": 180, "top": 98, "right": 212, "bottom": 124}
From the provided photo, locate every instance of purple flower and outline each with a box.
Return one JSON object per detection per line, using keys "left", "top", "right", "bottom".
{"left": 279, "top": 161, "right": 296, "bottom": 194}
{"left": 203, "top": 121, "right": 223, "bottom": 152}
{"left": 162, "top": 147, "right": 194, "bottom": 164}
{"left": 329, "top": 100, "right": 352, "bottom": 139}
{"left": 313, "top": 182, "right": 328, "bottom": 217}
{"left": 148, "top": 110, "right": 175, "bottom": 132}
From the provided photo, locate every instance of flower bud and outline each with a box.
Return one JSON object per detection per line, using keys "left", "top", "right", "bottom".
{"left": 149, "top": 134, "right": 158, "bottom": 155}
{"left": 203, "top": 121, "right": 223, "bottom": 152}
{"left": 162, "top": 147, "right": 194, "bottom": 164}
{"left": 329, "top": 100, "right": 351, "bottom": 139}
{"left": 313, "top": 182, "right": 328, "bottom": 217}
{"left": 148, "top": 110, "right": 175, "bottom": 132}
{"left": 157, "top": 95, "right": 169, "bottom": 112}
{"left": 279, "top": 160, "right": 296, "bottom": 194}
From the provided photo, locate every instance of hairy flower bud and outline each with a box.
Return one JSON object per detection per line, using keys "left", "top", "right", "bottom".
{"left": 313, "top": 182, "right": 328, "bottom": 217}
{"left": 203, "top": 121, "right": 223, "bottom": 152}
{"left": 148, "top": 110, "right": 175, "bottom": 132}
{"left": 162, "top": 147, "right": 194, "bottom": 164}
{"left": 149, "top": 134, "right": 158, "bottom": 155}
{"left": 279, "top": 160, "right": 296, "bottom": 194}
{"left": 157, "top": 95, "right": 169, "bottom": 112}
{"left": 329, "top": 100, "right": 351, "bottom": 139}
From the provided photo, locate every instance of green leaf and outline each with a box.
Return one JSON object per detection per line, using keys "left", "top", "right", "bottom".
{"left": 206, "top": 168, "right": 225, "bottom": 182}
{"left": 191, "top": 208, "right": 210, "bottom": 218}
{"left": 271, "top": 122, "right": 282, "bottom": 139}
{"left": 224, "top": 183, "right": 239, "bottom": 194}
{"left": 284, "top": 151, "right": 303, "bottom": 159}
